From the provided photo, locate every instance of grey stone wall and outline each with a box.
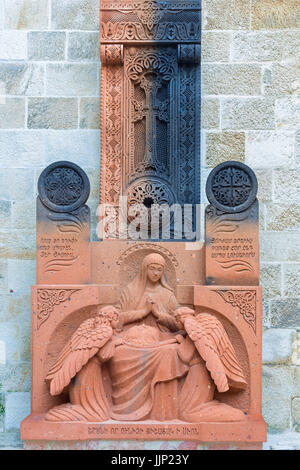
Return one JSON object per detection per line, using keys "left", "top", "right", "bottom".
{"left": 0, "top": 0, "right": 299, "bottom": 449}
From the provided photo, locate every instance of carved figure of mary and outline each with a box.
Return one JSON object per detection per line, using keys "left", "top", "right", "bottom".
{"left": 46, "top": 253, "right": 246, "bottom": 423}
{"left": 108, "top": 253, "right": 245, "bottom": 422}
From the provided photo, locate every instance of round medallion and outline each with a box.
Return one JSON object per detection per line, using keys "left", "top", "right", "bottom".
{"left": 206, "top": 161, "right": 258, "bottom": 213}
{"left": 38, "top": 161, "right": 90, "bottom": 213}
{"left": 127, "top": 178, "right": 176, "bottom": 231}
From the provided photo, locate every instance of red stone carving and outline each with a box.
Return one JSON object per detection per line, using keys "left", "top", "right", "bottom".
{"left": 216, "top": 290, "right": 256, "bottom": 333}
{"left": 37, "top": 288, "right": 80, "bottom": 329}
{"left": 44, "top": 254, "right": 247, "bottom": 424}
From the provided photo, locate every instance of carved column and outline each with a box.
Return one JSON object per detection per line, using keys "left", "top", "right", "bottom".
{"left": 100, "top": 1, "right": 201, "bottom": 239}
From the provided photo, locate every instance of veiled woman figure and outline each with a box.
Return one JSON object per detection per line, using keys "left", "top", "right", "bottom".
{"left": 46, "top": 253, "right": 247, "bottom": 423}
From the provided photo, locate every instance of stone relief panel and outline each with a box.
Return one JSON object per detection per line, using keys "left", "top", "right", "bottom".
{"left": 100, "top": 0, "right": 201, "bottom": 239}
{"left": 100, "top": 1, "right": 202, "bottom": 44}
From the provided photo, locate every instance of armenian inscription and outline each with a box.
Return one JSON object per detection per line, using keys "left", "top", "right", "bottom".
{"left": 205, "top": 162, "right": 259, "bottom": 286}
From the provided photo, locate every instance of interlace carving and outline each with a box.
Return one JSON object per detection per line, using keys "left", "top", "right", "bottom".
{"left": 37, "top": 289, "right": 79, "bottom": 329}
{"left": 44, "top": 168, "right": 83, "bottom": 207}
{"left": 212, "top": 168, "right": 252, "bottom": 208}
{"left": 100, "top": 2, "right": 201, "bottom": 239}
{"left": 216, "top": 290, "right": 256, "bottom": 333}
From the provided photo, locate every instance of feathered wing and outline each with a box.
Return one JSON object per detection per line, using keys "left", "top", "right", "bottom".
{"left": 46, "top": 318, "right": 113, "bottom": 396}
{"left": 183, "top": 313, "right": 247, "bottom": 393}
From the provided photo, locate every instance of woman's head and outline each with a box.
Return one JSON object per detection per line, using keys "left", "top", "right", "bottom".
{"left": 143, "top": 253, "right": 166, "bottom": 284}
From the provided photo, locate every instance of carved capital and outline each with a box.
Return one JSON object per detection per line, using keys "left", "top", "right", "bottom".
{"left": 100, "top": 45, "right": 124, "bottom": 65}
{"left": 178, "top": 44, "right": 201, "bottom": 64}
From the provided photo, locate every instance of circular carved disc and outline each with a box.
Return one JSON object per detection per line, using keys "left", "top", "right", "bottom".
{"left": 38, "top": 161, "right": 90, "bottom": 213}
{"left": 206, "top": 161, "right": 258, "bottom": 213}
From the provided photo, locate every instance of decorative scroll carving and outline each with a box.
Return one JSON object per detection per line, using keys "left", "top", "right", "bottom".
{"left": 100, "top": 1, "right": 202, "bottom": 43}
{"left": 37, "top": 289, "right": 79, "bottom": 329}
{"left": 100, "top": 65, "right": 122, "bottom": 204}
{"left": 100, "top": 45, "right": 124, "bottom": 65}
{"left": 178, "top": 44, "right": 201, "bottom": 64}
{"left": 216, "top": 290, "right": 256, "bottom": 333}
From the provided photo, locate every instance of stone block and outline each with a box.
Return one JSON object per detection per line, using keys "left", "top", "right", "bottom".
{"left": 275, "top": 98, "right": 300, "bottom": 130}
{"left": 262, "top": 365, "right": 293, "bottom": 432}
{"left": 0, "top": 340, "right": 6, "bottom": 366}
{"left": 0, "top": 230, "right": 35, "bottom": 260}
{"left": 0, "top": 260, "right": 8, "bottom": 292}
{"left": 232, "top": 32, "right": 300, "bottom": 63}
{"left": 273, "top": 170, "right": 300, "bottom": 204}
{"left": 283, "top": 264, "right": 300, "bottom": 298}
{"left": 46, "top": 64, "right": 98, "bottom": 97}
{"left": 0, "top": 362, "right": 30, "bottom": 393}
{"left": 203, "top": 0, "right": 251, "bottom": 30}
{"left": 68, "top": 32, "right": 99, "bottom": 61}
{"left": 202, "top": 32, "right": 231, "bottom": 62}
{"left": 7, "top": 260, "right": 35, "bottom": 296}
{"left": 269, "top": 299, "right": 300, "bottom": 329}
{"left": 80, "top": 98, "right": 100, "bottom": 129}
{"left": 222, "top": 98, "right": 275, "bottom": 130}
{"left": 0, "top": 393, "right": 4, "bottom": 432}
{"left": 260, "top": 232, "right": 300, "bottom": 263}
{"left": 0, "top": 169, "right": 35, "bottom": 201}
{"left": 292, "top": 332, "right": 300, "bottom": 366}
{"left": 4, "top": 0, "right": 49, "bottom": 30}
{"left": 28, "top": 32, "right": 65, "bottom": 61}
{"left": 264, "top": 63, "right": 300, "bottom": 97}
{"left": 0, "top": 1, "right": 3, "bottom": 29}
{"left": 245, "top": 131, "right": 294, "bottom": 169}
{"left": 255, "top": 170, "right": 273, "bottom": 203}
{"left": 0, "top": 323, "right": 22, "bottom": 363}
{"left": 5, "top": 392, "right": 30, "bottom": 432}
{"left": 292, "top": 398, "right": 300, "bottom": 431}
{"left": 0, "top": 31, "right": 27, "bottom": 60}
{"left": 0, "top": 98, "right": 25, "bottom": 129}
{"left": 0, "top": 201, "right": 11, "bottom": 230}
{"left": 85, "top": 169, "right": 100, "bottom": 201}
{"left": 28, "top": 98, "right": 78, "bottom": 130}
{"left": 251, "top": 0, "right": 300, "bottom": 30}
{"left": 202, "top": 64, "right": 261, "bottom": 96}
{"left": 297, "top": 132, "right": 300, "bottom": 165}
{"left": 44, "top": 130, "right": 100, "bottom": 168}
{"left": 0, "top": 131, "right": 46, "bottom": 168}
{"left": 262, "top": 329, "right": 294, "bottom": 364}
{"left": 0, "top": 63, "right": 44, "bottom": 96}
{"left": 201, "top": 98, "right": 219, "bottom": 130}
{"left": 205, "top": 132, "right": 245, "bottom": 167}
{"left": 11, "top": 201, "right": 36, "bottom": 230}
{"left": 5, "top": 294, "right": 31, "bottom": 323}
{"left": 260, "top": 263, "right": 281, "bottom": 298}
{"left": 51, "top": 0, "right": 99, "bottom": 30}
{"left": 264, "top": 432, "right": 300, "bottom": 451}
{"left": 266, "top": 204, "right": 300, "bottom": 232}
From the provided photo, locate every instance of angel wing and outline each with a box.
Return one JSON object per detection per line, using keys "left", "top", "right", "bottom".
{"left": 46, "top": 317, "right": 113, "bottom": 396}
{"left": 183, "top": 313, "right": 247, "bottom": 393}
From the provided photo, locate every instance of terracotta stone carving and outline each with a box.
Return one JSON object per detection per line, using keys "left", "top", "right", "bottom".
{"left": 100, "top": 0, "right": 201, "bottom": 238}
{"left": 45, "top": 253, "right": 246, "bottom": 423}
{"left": 205, "top": 162, "right": 260, "bottom": 286}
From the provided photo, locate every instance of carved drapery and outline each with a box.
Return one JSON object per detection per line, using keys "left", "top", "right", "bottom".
{"left": 100, "top": 0, "right": 201, "bottom": 238}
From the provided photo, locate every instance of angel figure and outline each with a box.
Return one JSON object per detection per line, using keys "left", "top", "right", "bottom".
{"left": 46, "top": 253, "right": 247, "bottom": 423}
{"left": 46, "top": 305, "right": 121, "bottom": 422}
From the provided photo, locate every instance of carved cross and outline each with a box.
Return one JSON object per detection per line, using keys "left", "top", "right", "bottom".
{"left": 132, "top": 74, "right": 169, "bottom": 171}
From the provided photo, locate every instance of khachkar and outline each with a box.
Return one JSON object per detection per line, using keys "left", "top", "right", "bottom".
{"left": 100, "top": 0, "right": 201, "bottom": 238}
{"left": 21, "top": 160, "right": 266, "bottom": 448}
{"left": 20, "top": 0, "right": 266, "bottom": 451}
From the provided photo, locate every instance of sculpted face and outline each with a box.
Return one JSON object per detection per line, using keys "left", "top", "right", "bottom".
{"left": 147, "top": 263, "right": 164, "bottom": 283}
